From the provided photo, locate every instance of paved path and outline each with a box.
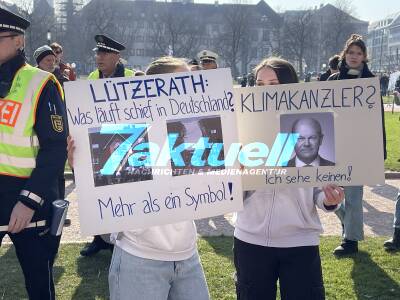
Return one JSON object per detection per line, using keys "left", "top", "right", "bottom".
{"left": 2, "top": 179, "right": 398, "bottom": 244}
{"left": 59, "top": 179, "right": 399, "bottom": 242}
{"left": 384, "top": 103, "right": 400, "bottom": 112}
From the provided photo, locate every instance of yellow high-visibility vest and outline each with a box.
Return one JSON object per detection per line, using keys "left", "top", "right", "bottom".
{"left": 88, "top": 68, "right": 134, "bottom": 79}
{"left": 0, "top": 64, "right": 63, "bottom": 178}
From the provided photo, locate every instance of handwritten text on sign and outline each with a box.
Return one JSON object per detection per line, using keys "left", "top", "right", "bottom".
{"left": 235, "top": 78, "right": 385, "bottom": 190}
{"left": 64, "top": 68, "right": 242, "bottom": 236}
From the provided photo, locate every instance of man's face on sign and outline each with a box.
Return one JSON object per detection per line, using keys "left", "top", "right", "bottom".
{"left": 293, "top": 119, "right": 323, "bottom": 164}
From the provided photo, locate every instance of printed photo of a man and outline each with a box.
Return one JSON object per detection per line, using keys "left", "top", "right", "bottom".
{"left": 281, "top": 113, "right": 335, "bottom": 167}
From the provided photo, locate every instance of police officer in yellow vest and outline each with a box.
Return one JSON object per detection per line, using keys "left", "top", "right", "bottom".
{"left": 88, "top": 34, "right": 134, "bottom": 79}
{"left": 80, "top": 34, "right": 133, "bottom": 257}
{"left": 0, "top": 8, "right": 67, "bottom": 300}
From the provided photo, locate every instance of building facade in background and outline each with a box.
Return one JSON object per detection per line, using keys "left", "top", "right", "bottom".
{"left": 368, "top": 12, "right": 400, "bottom": 72}
{"left": 1, "top": 0, "right": 370, "bottom": 77}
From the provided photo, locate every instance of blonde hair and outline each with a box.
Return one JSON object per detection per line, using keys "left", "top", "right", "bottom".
{"left": 50, "top": 42, "right": 62, "bottom": 52}
{"left": 146, "top": 56, "right": 188, "bottom": 75}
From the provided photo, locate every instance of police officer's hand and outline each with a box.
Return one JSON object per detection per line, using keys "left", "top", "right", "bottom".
{"left": 67, "top": 135, "right": 75, "bottom": 168}
{"left": 8, "top": 202, "right": 35, "bottom": 233}
{"left": 322, "top": 184, "right": 344, "bottom": 206}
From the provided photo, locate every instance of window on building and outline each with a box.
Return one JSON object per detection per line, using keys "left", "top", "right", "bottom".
{"left": 262, "top": 29, "right": 269, "bottom": 41}
{"left": 136, "top": 49, "right": 145, "bottom": 56}
{"left": 136, "top": 21, "right": 144, "bottom": 29}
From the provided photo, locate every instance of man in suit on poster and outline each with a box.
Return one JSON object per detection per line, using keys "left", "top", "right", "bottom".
{"left": 287, "top": 118, "right": 335, "bottom": 167}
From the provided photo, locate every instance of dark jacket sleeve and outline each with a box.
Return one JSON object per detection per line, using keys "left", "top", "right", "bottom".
{"left": 18, "top": 80, "right": 68, "bottom": 210}
{"left": 380, "top": 95, "right": 387, "bottom": 160}
{"left": 327, "top": 73, "right": 339, "bottom": 81}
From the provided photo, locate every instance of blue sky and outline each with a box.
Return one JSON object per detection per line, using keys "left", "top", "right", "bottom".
{"left": 197, "top": 0, "right": 399, "bottom": 22}
{"left": 8, "top": 0, "right": 400, "bottom": 23}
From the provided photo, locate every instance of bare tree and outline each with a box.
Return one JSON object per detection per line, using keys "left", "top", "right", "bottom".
{"left": 73, "top": 0, "right": 147, "bottom": 73}
{"left": 215, "top": 2, "right": 253, "bottom": 77}
{"left": 75, "top": 0, "right": 121, "bottom": 70}
{"left": 148, "top": 5, "right": 202, "bottom": 58}
{"left": 320, "top": 1, "right": 358, "bottom": 63}
{"left": 6, "top": 0, "right": 56, "bottom": 61}
{"left": 281, "top": 9, "right": 317, "bottom": 76}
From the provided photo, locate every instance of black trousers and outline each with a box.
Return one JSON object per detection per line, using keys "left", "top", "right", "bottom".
{"left": 234, "top": 237, "right": 325, "bottom": 300}
{"left": 0, "top": 189, "right": 61, "bottom": 300}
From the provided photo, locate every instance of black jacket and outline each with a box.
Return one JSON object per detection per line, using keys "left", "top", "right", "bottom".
{"left": 0, "top": 54, "right": 67, "bottom": 224}
{"left": 395, "top": 77, "right": 400, "bottom": 92}
{"left": 328, "top": 60, "right": 374, "bottom": 80}
{"left": 328, "top": 61, "right": 387, "bottom": 160}
{"left": 319, "top": 69, "right": 331, "bottom": 81}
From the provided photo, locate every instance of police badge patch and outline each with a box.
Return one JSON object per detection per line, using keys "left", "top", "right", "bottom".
{"left": 51, "top": 115, "right": 63, "bottom": 132}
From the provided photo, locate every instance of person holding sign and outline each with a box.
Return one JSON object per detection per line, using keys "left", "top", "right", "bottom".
{"left": 0, "top": 7, "right": 67, "bottom": 300}
{"left": 80, "top": 34, "right": 135, "bottom": 257}
{"left": 108, "top": 57, "right": 209, "bottom": 300}
{"left": 328, "top": 34, "right": 387, "bottom": 256}
{"left": 234, "top": 57, "right": 344, "bottom": 300}
{"left": 67, "top": 57, "right": 210, "bottom": 300}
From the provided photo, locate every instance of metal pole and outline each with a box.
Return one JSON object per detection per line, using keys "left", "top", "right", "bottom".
{"left": 379, "top": 28, "right": 384, "bottom": 72}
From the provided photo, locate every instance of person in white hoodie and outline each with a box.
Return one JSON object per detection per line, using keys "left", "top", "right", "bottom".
{"left": 68, "top": 57, "right": 209, "bottom": 300}
{"left": 234, "top": 57, "right": 345, "bottom": 300}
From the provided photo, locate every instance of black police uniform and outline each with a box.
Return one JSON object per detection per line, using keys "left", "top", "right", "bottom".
{"left": 80, "top": 34, "right": 131, "bottom": 257}
{"left": 0, "top": 8, "right": 67, "bottom": 300}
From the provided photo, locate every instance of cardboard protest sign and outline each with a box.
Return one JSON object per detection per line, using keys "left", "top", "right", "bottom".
{"left": 64, "top": 68, "right": 242, "bottom": 236}
{"left": 235, "top": 77, "right": 385, "bottom": 190}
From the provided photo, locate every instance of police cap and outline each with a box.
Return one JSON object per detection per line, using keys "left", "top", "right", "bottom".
{"left": 0, "top": 6, "right": 30, "bottom": 34}
{"left": 197, "top": 50, "right": 218, "bottom": 62}
{"left": 93, "top": 34, "right": 125, "bottom": 53}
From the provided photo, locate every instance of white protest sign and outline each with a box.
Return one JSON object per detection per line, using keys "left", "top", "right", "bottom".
{"left": 389, "top": 71, "right": 400, "bottom": 91}
{"left": 235, "top": 77, "right": 385, "bottom": 190}
{"left": 64, "top": 68, "right": 243, "bottom": 236}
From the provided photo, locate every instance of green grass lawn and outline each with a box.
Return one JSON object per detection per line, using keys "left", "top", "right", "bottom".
{"left": 384, "top": 112, "right": 400, "bottom": 171}
{"left": 383, "top": 96, "right": 392, "bottom": 104}
{"left": 0, "top": 237, "right": 399, "bottom": 300}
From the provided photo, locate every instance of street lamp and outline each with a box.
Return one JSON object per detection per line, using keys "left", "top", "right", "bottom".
{"left": 322, "top": 63, "right": 326, "bottom": 71}
{"left": 47, "top": 30, "right": 51, "bottom": 45}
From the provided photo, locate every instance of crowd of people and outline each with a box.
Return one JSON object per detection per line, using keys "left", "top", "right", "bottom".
{"left": 0, "top": 6, "right": 398, "bottom": 300}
